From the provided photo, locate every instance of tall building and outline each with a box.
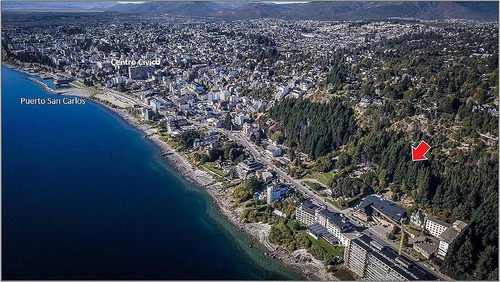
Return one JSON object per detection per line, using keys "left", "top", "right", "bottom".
{"left": 344, "top": 234, "right": 437, "bottom": 281}
{"left": 141, "top": 108, "right": 154, "bottom": 121}
{"left": 266, "top": 183, "right": 289, "bottom": 204}
{"left": 129, "top": 66, "right": 155, "bottom": 80}
{"left": 234, "top": 113, "right": 245, "bottom": 126}
{"left": 316, "top": 209, "right": 354, "bottom": 246}
{"left": 295, "top": 200, "right": 354, "bottom": 247}
{"left": 296, "top": 200, "right": 319, "bottom": 226}
{"left": 437, "top": 220, "right": 467, "bottom": 258}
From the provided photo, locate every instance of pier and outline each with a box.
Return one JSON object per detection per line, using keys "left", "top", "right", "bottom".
{"left": 26, "top": 77, "right": 64, "bottom": 95}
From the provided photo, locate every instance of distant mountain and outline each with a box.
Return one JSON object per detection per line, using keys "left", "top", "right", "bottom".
{"left": 2, "top": 1, "right": 498, "bottom": 22}
{"left": 106, "top": 1, "right": 498, "bottom": 22}
{"left": 2, "top": 2, "right": 115, "bottom": 12}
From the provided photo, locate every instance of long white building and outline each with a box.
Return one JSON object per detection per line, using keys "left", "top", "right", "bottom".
{"left": 344, "top": 234, "right": 437, "bottom": 281}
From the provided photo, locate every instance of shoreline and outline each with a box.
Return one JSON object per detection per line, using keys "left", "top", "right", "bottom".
{"left": 88, "top": 97, "right": 335, "bottom": 281}
{"left": 6, "top": 63, "right": 336, "bottom": 281}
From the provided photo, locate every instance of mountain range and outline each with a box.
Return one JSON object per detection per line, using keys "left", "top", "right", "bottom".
{"left": 2, "top": 1, "right": 498, "bottom": 22}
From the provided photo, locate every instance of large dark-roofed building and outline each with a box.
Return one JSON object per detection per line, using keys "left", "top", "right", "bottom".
{"left": 307, "top": 222, "right": 339, "bottom": 246}
{"left": 358, "top": 194, "right": 407, "bottom": 223}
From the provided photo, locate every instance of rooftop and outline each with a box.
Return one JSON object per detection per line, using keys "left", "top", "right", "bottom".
{"left": 354, "top": 234, "right": 438, "bottom": 280}
{"left": 426, "top": 216, "right": 450, "bottom": 228}
{"left": 300, "top": 199, "right": 319, "bottom": 214}
{"left": 439, "top": 226, "right": 459, "bottom": 243}
{"left": 359, "top": 194, "right": 407, "bottom": 223}
{"left": 318, "top": 208, "right": 352, "bottom": 229}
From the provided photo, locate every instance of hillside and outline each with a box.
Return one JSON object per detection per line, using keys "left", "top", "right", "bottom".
{"left": 2, "top": 2, "right": 497, "bottom": 22}
{"left": 105, "top": 1, "right": 499, "bottom": 22}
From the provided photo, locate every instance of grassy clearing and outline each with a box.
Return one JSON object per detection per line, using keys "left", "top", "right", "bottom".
{"left": 302, "top": 171, "right": 333, "bottom": 186}
{"left": 302, "top": 181, "right": 323, "bottom": 196}
{"left": 203, "top": 162, "right": 224, "bottom": 176}
{"left": 287, "top": 219, "right": 343, "bottom": 257}
{"left": 300, "top": 230, "right": 343, "bottom": 256}
{"left": 345, "top": 193, "right": 364, "bottom": 206}
{"left": 70, "top": 80, "right": 85, "bottom": 88}
{"left": 327, "top": 199, "right": 342, "bottom": 209}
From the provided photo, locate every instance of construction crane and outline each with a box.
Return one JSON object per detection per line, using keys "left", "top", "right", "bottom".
{"left": 370, "top": 205, "right": 409, "bottom": 256}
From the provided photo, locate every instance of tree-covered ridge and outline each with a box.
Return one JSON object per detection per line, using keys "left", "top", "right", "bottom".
{"left": 268, "top": 24, "right": 498, "bottom": 280}
{"left": 441, "top": 194, "right": 498, "bottom": 280}
{"left": 269, "top": 98, "right": 357, "bottom": 160}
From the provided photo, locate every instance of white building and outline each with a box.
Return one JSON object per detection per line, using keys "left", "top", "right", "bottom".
{"left": 316, "top": 208, "right": 354, "bottom": 247}
{"left": 266, "top": 144, "right": 283, "bottom": 157}
{"left": 234, "top": 113, "right": 245, "bottom": 126}
{"left": 266, "top": 183, "right": 289, "bottom": 204}
{"left": 410, "top": 210, "right": 426, "bottom": 230}
{"left": 345, "top": 235, "right": 429, "bottom": 280}
{"left": 425, "top": 216, "right": 450, "bottom": 238}
{"left": 142, "top": 108, "right": 154, "bottom": 121}
{"left": 274, "top": 85, "right": 290, "bottom": 101}
{"left": 295, "top": 200, "right": 319, "bottom": 226}
{"left": 437, "top": 220, "right": 467, "bottom": 258}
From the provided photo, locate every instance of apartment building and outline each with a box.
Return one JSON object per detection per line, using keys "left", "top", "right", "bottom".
{"left": 266, "top": 183, "right": 289, "bottom": 204}
{"left": 295, "top": 200, "right": 319, "bottom": 226}
{"left": 316, "top": 208, "right": 354, "bottom": 247}
{"left": 425, "top": 216, "right": 450, "bottom": 238}
{"left": 437, "top": 220, "right": 467, "bottom": 258}
{"left": 344, "top": 234, "right": 436, "bottom": 281}
{"left": 236, "top": 158, "right": 263, "bottom": 179}
{"left": 296, "top": 200, "right": 354, "bottom": 247}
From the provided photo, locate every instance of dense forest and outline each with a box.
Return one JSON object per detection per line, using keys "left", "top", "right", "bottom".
{"left": 269, "top": 98, "right": 357, "bottom": 160}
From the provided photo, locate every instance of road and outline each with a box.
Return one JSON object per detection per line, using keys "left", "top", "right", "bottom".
{"left": 96, "top": 93, "right": 447, "bottom": 281}
{"left": 203, "top": 125, "right": 336, "bottom": 212}
{"left": 194, "top": 122, "right": 448, "bottom": 280}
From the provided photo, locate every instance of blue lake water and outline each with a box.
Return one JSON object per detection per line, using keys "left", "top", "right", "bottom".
{"left": 31, "top": 75, "right": 70, "bottom": 90}
{"left": 1, "top": 66, "right": 302, "bottom": 280}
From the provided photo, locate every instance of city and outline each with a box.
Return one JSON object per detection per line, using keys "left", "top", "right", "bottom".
{"left": 2, "top": 2, "right": 498, "bottom": 281}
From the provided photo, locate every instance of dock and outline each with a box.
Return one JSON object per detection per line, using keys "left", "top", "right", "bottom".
{"left": 26, "top": 77, "right": 64, "bottom": 94}
{"left": 161, "top": 152, "right": 174, "bottom": 157}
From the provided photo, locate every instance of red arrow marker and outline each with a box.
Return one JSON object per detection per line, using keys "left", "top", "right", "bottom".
{"left": 412, "top": 141, "right": 431, "bottom": 161}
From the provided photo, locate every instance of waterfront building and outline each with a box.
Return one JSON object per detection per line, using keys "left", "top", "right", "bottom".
{"left": 295, "top": 200, "right": 319, "bottom": 226}
{"left": 307, "top": 222, "right": 339, "bottom": 246}
{"left": 316, "top": 208, "right": 354, "bottom": 247}
{"left": 142, "top": 108, "right": 154, "bottom": 121}
{"left": 296, "top": 200, "right": 354, "bottom": 247}
{"left": 236, "top": 158, "right": 263, "bottom": 179}
{"left": 266, "top": 183, "right": 289, "bottom": 204}
{"left": 344, "top": 234, "right": 436, "bottom": 280}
